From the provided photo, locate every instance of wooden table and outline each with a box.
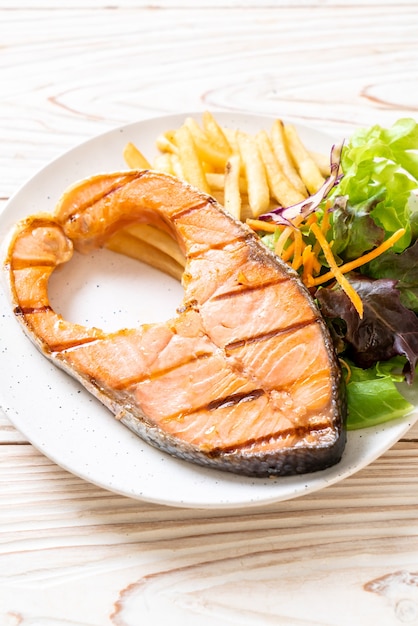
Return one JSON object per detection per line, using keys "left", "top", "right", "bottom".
{"left": 1, "top": 2, "right": 418, "bottom": 624}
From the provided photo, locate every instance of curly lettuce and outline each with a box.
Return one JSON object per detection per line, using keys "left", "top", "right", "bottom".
{"left": 314, "top": 119, "right": 418, "bottom": 429}
{"left": 343, "top": 357, "right": 414, "bottom": 430}
{"left": 330, "top": 118, "right": 418, "bottom": 259}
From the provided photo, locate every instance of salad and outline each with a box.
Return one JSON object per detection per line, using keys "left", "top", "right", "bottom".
{"left": 256, "top": 118, "right": 418, "bottom": 430}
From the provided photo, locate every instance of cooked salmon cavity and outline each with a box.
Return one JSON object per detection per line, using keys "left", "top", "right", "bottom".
{"left": 5, "top": 170, "right": 346, "bottom": 477}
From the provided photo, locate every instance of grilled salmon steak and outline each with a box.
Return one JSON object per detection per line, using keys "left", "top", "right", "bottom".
{"left": 5, "top": 170, "right": 346, "bottom": 477}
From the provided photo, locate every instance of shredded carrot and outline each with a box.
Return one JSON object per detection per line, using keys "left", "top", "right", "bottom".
{"left": 312, "top": 228, "right": 406, "bottom": 287}
{"left": 246, "top": 212, "right": 405, "bottom": 319}
{"left": 313, "top": 203, "right": 331, "bottom": 257}
{"left": 321, "top": 203, "right": 331, "bottom": 234}
{"left": 281, "top": 240, "right": 295, "bottom": 262}
{"left": 291, "top": 228, "right": 304, "bottom": 270}
{"left": 246, "top": 218, "right": 277, "bottom": 233}
{"left": 302, "top": 244, "right": 314, "bottom": 285}
{"left": 339, "top": 358, "right": 352, "bottom": 384}
{"left": 306, "top": 213, "right": 318, "bottom": 226}
{"left": 312, "top": 252, "right": 322, "bottom": 274}
{"left": 310, "top": 222, "right": 364, "bottom": 317}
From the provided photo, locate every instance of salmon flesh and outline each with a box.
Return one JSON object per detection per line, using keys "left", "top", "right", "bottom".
{"left": 5, "top": 170, "right": 346, "bottom": 477}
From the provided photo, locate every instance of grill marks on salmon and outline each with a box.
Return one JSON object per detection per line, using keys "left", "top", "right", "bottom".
{"left": 5, "top": 170, "right": 346, "bottom": 477}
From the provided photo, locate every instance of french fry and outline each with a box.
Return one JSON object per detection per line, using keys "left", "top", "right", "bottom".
{"left": 202, "top": 111, "right": 231, "bottom": 154}
{"left": 221, "top": 127, "right": 240, "bottom": 154}
{"left": 152, "top": 152, "right": 185, "bottom": 179}
{"left": 169, "top": 153, "right": 185, "bottom": 179}
{"left": 309, "top": 150, "right": 331, "bottom": 177}
{"left": 256, "top": 130, "right": 305, "bottom": 207}
{"left": 237, "top": 131, "right": 270, "bottom": 217}
{"left": 205, "top": 171, "right": 247, "bottom": 194}
{"left": 123, "top": 142, "right": 152, "bottom": 170}
{"left": 173, "top": 125, "right": 211, "bottom": 193}
{"left": 106, "top": 230, "right": 184, "bottom": 281}
{"left": 124, "top": 223, "right": 186, "bottom": 267}
{"left": 270, "top": 120, "right": 308, "bottom": 197}
{"left": 155, "top": 132, "right": 178, "bottom": 154}
{"left": 184, "top": 118, "right": 230, "bottom": 170}
{"left": 223, "top": 153, "right": 242, "bottom": 219}
{"left": 210, "top": 190, "right": 226, "bottom": 205}
{"left": 119, "top": 112, "right": 333, "bottom": 287}
{"left": 152, "top": 152, "right": 176, "bottom": 175}
{"left": 283, "top": 124, "right": 325, "bottom": 194}
{"left": 205, "top": 172, "right": 227, "bottom": 191}
{"left": 183, "top": 116, "right": 208, "bottom": 144}
{"left": 239, "top": 200, "right": 254, "bottom": 222}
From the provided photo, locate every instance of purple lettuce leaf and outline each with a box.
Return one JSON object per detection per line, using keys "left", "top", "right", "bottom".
{"left": 364, "top": 239, "right": 418, "bottom": 312}
{"left": 316, "top": 274, "right": 418, "bottom": 383}
{"left": 258, "top": 143, "right": 343, "bottom": 223}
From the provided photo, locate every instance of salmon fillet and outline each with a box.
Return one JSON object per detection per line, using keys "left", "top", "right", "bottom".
{"left": 5, "top": 170, "right": 346, "bottom": 477}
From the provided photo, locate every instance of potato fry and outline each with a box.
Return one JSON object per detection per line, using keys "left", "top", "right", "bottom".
{"left": 106, "top": 230, "right": 184, "bottom": 281}
{"left": 118, "top": 112, "right": 332, "bottom": 281}
{"left": 256, "top": 130, "right": 305, "bottom": 207}
{"left": 237, "top": 131, "right": 270, "bottom": 217}
{"left": 309, "top": 150, "right": 331, "bottom": 177}
{"left": 192, "top": 137, "right": 230, "bottom": 170}
{"left": 183, "top": 116, "right": 208, "bottom": 143}
{"left": 239, "top": 200, "right": 254, "bottom": 222}
{"left": 169, "top": 152, "right": 185, "bottom": 179}
{"left": 223, "top": 153, "right": 242, "bottom": 219}
{"left": 173, "top": 125, "right": 211, "bottom": 193}
{"left": 123, "top": 142, "right": 152, "bottom": 169}
{"left": 210, "top": 190, "right": 226, "bottom": 205}
{"left": 155, "top": 132, "right": 178, "bottom": 154}
{"left": 205, "top": 171, "right": 247, "bottom": 194}
{"left": 202, "top": 111, "right": 231, "bottom": 154}
{"left": 152, "top": 152, "right": 176, "bottom": 175}
{"left": 221, "top": 127, "right": 240, "bottom": 154}
{"left": 270, "top": 120, "right": 307, "bottom": 197}
{"left": 124, "top": 223, "right": 186, "bottom": 267}
{"left": 283, "top": 124, "right": 325, "bottom": 194}
{"left": 205, "top": 172, "right": 226, "bottom": 191}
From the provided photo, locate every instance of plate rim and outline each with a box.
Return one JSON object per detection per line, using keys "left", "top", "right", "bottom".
{"left": 1, "top": 110, "right": 417, "bottom": 509}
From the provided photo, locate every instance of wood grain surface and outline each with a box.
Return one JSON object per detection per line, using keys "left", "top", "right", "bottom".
{"left": 1, "top": 2, "right": 418, "bottom": 624}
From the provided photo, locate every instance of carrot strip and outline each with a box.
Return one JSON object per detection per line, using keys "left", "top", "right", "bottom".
{"left": 281, "top": 241, "right": 295, "bottom": 262}
{"left": 311, "top": 253, "right": 322, "bottom": 274}
{"left": 312, "top": 228, "right": 406, "bottom": 287}
{"left": 339, "top": 358, "right": 352, "bottom": 384}
{"left": 321, "top": 205, "right": 331, "bottom": 234}
{"left": 312, "top": 202, "right": 331, "bottom": 256}
{"left": 246, "top": 218, "right": 277, "bottom": 233}
{"left": 302, "top": 245, "right": 314, "bottom": 285}
{"left": 306, "top": 213, "right": 318, "bottom": 226}
{"left": 310, "top": 222, "right": 364, "bottom": 317}
{"left": 291, "top": 228, "right": 304, "bottom": 270}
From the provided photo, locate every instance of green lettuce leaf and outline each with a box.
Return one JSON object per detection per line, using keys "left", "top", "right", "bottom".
{"left": 345, "top": 358, "right": 414, "bottom": 430}
{"left": 329, "top": 118, "right": 418, "bottom": 257}
{"left": 331, "top": 192, "right": 385, "bottom": 260}
{"left": 364, "top": 239, "right": 418, "bottom": 312}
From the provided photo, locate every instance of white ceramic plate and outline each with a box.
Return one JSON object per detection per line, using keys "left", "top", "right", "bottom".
{"left": 1, "top": 112, "right": 417, "bottom": 509}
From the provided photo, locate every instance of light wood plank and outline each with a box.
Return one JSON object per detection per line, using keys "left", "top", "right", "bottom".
{"left": 1, "top": 3, "right": 418, "bottom": 624}
{"left": 1, "top": 443, "right": 418, "bottom": 624}
{"left": 1, "top": 5, "right": 418, "bottom": 196}
{"left": 3, "top": 1, "right": 418, "bottom": 6}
